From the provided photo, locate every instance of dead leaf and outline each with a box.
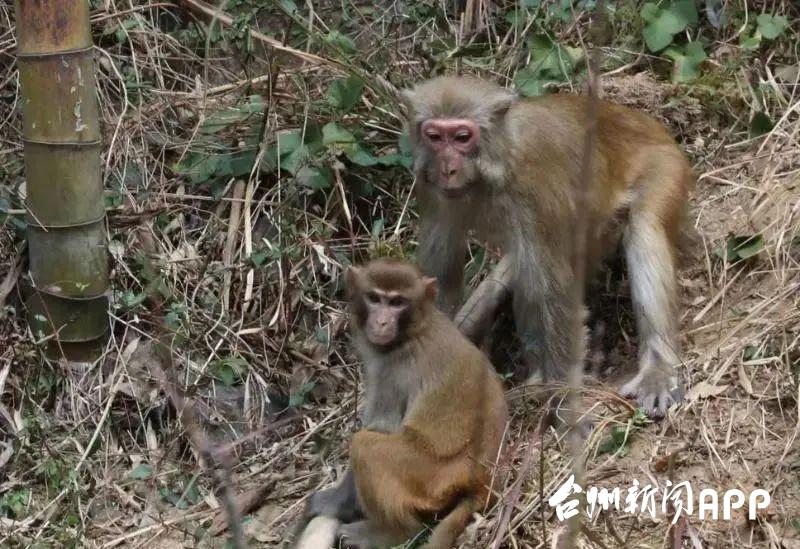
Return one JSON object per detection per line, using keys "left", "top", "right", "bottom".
{"left": 737, "top": 362, "right": 754, "bottom": 395}
{"left": 686, "top": 381, "right": 729, "bottom": 403}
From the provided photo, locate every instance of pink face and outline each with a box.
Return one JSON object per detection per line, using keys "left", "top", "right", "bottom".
{"left": 363, "top": 290, "right": 409, "bottom": 346}
{"left": 420, "top": 118, "right": 480, "bottom": 195}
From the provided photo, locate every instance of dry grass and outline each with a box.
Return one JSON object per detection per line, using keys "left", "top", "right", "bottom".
{"left": 0, "top": 1, "right": 798, "bottom": 548}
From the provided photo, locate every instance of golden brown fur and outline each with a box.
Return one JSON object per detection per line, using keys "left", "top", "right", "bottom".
{"left": 300, "top": 259, "right": 508, "bottom": 548}
{"left": 404, "top": 76, "right": 694, "bottom": 416}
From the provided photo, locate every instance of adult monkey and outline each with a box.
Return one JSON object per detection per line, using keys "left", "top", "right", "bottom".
{"left": 404, "top": 75, "right": 694, "bottom": 417}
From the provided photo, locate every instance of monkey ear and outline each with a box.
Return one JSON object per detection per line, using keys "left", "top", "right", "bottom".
{"left": 345, "top": 266, "right": 361, "bottom": 294}
{"left": 400, "top": 89, "right": 416, "bottom": 116}
{"left": 491, "top": 91, "right": 517, "bottom": 118}
{"left": 422, "top": 276, "right": 438, "bottom": 301}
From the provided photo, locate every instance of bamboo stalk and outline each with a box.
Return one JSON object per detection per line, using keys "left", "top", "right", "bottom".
{"left": 16, "top": 0, "right": 109, "bottom": 358}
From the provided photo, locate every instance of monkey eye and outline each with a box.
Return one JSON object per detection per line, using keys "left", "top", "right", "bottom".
{"left": 388, "top": 296, "right": 407, "bottom": 308}
{"left": 425, "top": 132, "right": 442, "bottom": 143}
{"left": 365, "top": 292, "right": 380, "bottom": 304}
{"left": 454, "top": 132, "right": 472, "bottom": 144}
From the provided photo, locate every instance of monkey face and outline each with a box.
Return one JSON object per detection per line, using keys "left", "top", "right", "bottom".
{"left": 420, "top": 118, "right": 481, "bottom": 198}
{"left": 346, "top": 261, "right": 438, "bottom": 350}
{"left": 362, "top": 291, "right": 409, "bottom": 347}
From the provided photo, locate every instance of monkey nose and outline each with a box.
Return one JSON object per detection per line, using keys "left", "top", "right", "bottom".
{"left": 441, "top": 166, "right": 457, "bottom": 178}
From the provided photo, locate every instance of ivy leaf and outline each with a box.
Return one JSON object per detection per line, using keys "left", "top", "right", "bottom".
{"left": 757, "top": 14, "right": 788, "bottom": 40}
{"left": 514, "top": 68, "right": 546, "bottom": 97}
{"left": 322, "top": 122, "right": 356, "bottom": 145}
{"left": 641, "top": 0, "right": 698, "bottom": 52}
{"left": 345, "top": 143, "right": 378, "bottom": 166}
{"left": 128, "top": 463, "right": 153, "bottom": 480}
{"left": 328, "top": 76, "right": 365, "bottom": 112}
{"left": 280, "top": 145, "right": 313, "bottom": 175}
{"left": 295, "top": 165, "right": 333, "bottom": 189}
{"left": 715, "top": 234, "right": 765, "bottom": 263}
{"left": 276, "top": 0, "right": 298, "bottom": 14}
{"left": 201, "top": 95, "right": 264, "bottom": 134}
{"left": 749, "top": 112, "right": 774, "bottom": 138}
{"left": 640, "top": 2, "right": 660, "bottom": 23}
{"left": 277, "top": 130, "right": 303, "bottom": 155}
{"left": 325, "top": 31, "right": 357, "bottom": 54}
{"left": 740, "top": 34, "right": 762, "bottom": 50}
{"left": 666, "top": 41, "right": 707, "bottom": 82}
{"left": 289, "top": 381, "right": 317, "bottom": 407}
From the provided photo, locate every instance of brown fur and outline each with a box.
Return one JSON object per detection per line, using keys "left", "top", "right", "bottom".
{"left": 301, "top": 259, "right": 508, "bottom": 549}
{"left": 405, "top": 76, "right": 694, "bottom": 416}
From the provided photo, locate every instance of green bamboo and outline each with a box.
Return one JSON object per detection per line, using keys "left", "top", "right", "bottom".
{"left": 16, "top": 0, "right": 108, "bottom": 357}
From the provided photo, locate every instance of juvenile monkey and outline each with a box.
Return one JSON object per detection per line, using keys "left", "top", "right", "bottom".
{"left": 404, "top": 75, "right": 694, "bottom": 417}
{"left": 301, "top": 259, "right": 508, "bottom": 548}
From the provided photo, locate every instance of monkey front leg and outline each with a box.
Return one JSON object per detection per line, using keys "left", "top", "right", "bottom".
{"left": 514, "top": 285, "right": 574, "bottom": 387}
{"left": 416, "top": 204, "right": 467, "bottom": 318}
{"left": 304, "top": 468, "right": 363, "bottom": 523}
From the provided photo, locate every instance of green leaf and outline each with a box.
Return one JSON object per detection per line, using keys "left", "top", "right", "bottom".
{"left": 315, "top": 327, "right": 330, "bottom": 345}
{"left": 520, "top": 0, "right": 541, "bottom": 6}
{"left": 668, "top": 41, "right": 707, "bottom": 82}
{"left": 218, "top": 364, "right": 236, "bottom": 386}
{"left": 211, "top": 357, "right": 247, "bottom": 387}
{"left": 526, "top": 35, "right": 578, "bottom": 81}
{"left": 371, "top": 218, "right": 384, "bottom": 239}
{"left": 757, "top": 14, "right": 789, "bottom": 40}
{"left": 322, "top": 122, "right": 356, "bottom": 145}
{"left": 640, "top": 2, "right": 660, "bottom": 23}
{"left": 514, "top": 68, "right": 546, "bottom": 97}
{"left": 597, "top": 425, "right": 631, "bottom": 456}
{"left": 740, "top": 34, "right": 762, "bottom": 50}
{"left": 345, "top": 143, "right": 378, "bottom": 166}
{"left": 295, "top": 166, "right": 333, "bottom": 189}
{"left": 327, "top": 76, "right": 364, "bottom": 112}
{"left": 641, "top": 0, "right": 698, "bottom": 52}
{"left": 201, "top": 95, "right": 264, "bottom": 134}
{"left": 749, "top": 112, "right": 774, "bottom": 137}
{"left": 280, "top": 144, "right": 312, "bottom": 175}
{"left": 716, "top": 234, "right": 765, "bottom": 262}
{"left": 669, "top": 0, "right": 699, "bottom": 27}
{"left": 289, "top": 381, "right": 317, "bottom": 407}
{"left": 325, "top": 31, "right": 357, "bottom": 54}
{"left": 129, "top": 463, "right": 153, "bottom": 480}
{"left": 277, "top": 130, "right": 303, "bottom": 155}
{"left": 277, "top": 0, "right": 298, "bottom": 14}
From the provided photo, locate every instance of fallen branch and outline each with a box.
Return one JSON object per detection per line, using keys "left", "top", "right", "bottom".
{"left": 454, "top": 255, "right": 513, "bottom": 343}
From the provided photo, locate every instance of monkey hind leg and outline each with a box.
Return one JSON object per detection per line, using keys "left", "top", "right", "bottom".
{"left": 419, "top": 495, "right": 482, "bottom": 549}
{"left": 337, "top": 519, "right": 407, "bottom": 549}
{"left": 294, "top": 516, "right": 340, "bottom": 549}
{"left": 621, "top": 215, "right": 683, "bottom": 417}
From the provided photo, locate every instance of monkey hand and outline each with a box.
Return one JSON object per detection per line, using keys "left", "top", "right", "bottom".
{"left": 336, "top": 521, "right": 381, "bottom": 549}
{"left": 619, "top": 366, "right": 683, "bottom": 418}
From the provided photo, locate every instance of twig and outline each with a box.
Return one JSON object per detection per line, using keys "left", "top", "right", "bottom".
{"left": 222, "top": 180, "right": 246, "bottom": 314}
{"left": 149, "top": 338, "right": 246, "bottom": 548}
{"left": 177, "top": 0, "right": 333, "bottom": 66}
{"left": 0, "top": 249, "right": 22, "bottom": 309}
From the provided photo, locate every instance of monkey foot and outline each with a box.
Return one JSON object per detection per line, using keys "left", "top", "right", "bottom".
{"left": 619, "top": 369, "right": 683, "bottom": 417}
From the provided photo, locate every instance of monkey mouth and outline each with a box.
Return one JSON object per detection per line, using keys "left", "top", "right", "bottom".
{"left": 439, "top": 186, "right": 468, "bottom": 199}
{"left": 367, "top": 332, "right": 396, "bottom": 347}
